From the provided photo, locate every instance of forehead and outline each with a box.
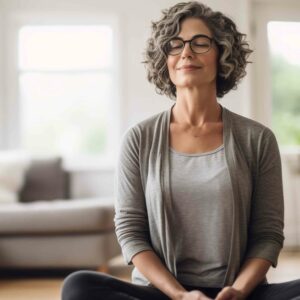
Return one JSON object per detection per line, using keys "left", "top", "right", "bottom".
{"left": 178, "top": 17, "right": 212, "bottom": 38}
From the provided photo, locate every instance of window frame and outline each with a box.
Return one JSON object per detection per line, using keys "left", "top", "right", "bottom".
{"left": 3, "top": 11, "right": 121, "bottom": 170}
{"left": 251, "top": 0, "right": 300, "bottom": 129}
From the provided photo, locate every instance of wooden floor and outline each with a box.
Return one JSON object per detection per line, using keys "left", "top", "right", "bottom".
{"left": 1, "top": 251, "right": 300, "bottom": 300}
{"left": 266, "top": 250, "right": 300, "bottom": 283}
{"left": 0, "top": 256, "right": 132, "bottom": 300}
{"left": 0, "top": 279, "right": 62, "bottom": 300}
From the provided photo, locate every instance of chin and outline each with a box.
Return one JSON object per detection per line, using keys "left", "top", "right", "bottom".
{"left": 176, "top": 76, "right": 217, "bottom": 89}
{"left": 177, "top": 80, "right": 205, "bottom": 88}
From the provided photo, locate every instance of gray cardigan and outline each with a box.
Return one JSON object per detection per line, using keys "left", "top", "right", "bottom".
{"left": 114, "top": 103, "right": 284, "bottom": 287}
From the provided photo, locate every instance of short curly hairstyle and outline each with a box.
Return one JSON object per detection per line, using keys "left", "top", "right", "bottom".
{"left": 143, "top": 1, "right": 253, "bottom": 99}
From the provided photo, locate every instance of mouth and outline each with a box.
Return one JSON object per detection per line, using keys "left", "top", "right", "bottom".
{"left": 177, "top": 65, "right": 202, "bottom": 71}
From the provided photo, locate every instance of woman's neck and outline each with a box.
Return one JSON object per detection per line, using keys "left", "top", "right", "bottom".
{"left": 173, "top": 87, "right": 221, "bottom": 127}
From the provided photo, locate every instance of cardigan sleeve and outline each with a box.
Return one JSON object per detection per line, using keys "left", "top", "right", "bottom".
{"left": 245, "top": 128, "right": 285, "bottom": 267}
{"left": 114, "top": 126, "right": 153, "bottom": 265}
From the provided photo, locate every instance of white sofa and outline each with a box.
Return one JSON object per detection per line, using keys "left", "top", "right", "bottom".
{"left": 0, "top": 157, "right": 121, "bottom": 270}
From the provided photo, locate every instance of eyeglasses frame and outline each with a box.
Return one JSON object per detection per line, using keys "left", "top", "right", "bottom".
{"left": 165, "top": 34, "right": 215, "bottom": 56}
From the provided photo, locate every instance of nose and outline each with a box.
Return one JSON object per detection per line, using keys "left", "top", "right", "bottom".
{"left": 180, "top": 41, "right": 194, "bottom": 58}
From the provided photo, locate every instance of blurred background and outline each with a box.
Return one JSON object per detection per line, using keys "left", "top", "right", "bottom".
{"left": 0, "top": 0, "right": 299, "bottom": 299}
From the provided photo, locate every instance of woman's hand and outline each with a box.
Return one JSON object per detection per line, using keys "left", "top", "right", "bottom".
{"left": 215, "top": 286, "right": 245, "bottom": 300}
{"left": 175, "top": 290, "right": 213, "bottom": 300}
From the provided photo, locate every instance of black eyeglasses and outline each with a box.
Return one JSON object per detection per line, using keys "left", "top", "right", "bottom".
{"left": 165, "top": 34, "right": 214, "bottom": 55}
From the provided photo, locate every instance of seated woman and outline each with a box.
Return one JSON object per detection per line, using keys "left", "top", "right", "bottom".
{"left": 62, "top": 1, "right": 300, "bottom": 299}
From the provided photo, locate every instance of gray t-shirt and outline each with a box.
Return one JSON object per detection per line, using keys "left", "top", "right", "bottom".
{"left": 169, "top": 144, "right": 234, "bottom": 287}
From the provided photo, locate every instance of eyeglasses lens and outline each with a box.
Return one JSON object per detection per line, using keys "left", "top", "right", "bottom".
{"left": 167, "top": 36, "right": 211, "bottom": 55}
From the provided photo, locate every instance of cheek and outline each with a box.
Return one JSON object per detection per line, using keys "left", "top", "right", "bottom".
{"left": 209, "top": 53, "right": 219, "bottom": 70}
{"left": 167, "top": 57, "right": 177, "bottom": 81}
{"left": 202, "top": 57, "right": 218, "bottom": 77}
{"left": 209, "top": 59, "right": 218, "bottom": 71}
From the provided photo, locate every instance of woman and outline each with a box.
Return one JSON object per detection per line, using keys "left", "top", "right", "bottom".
{"left": 62, "top": 2, "right": 300, "bottom": 300}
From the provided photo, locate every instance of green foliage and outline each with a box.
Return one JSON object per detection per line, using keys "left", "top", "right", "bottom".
{"left": 271, "top": 54, "right": 300, "bottom": 145}
{"left": 81, "top": 126, "right": 106, "bottom": 154}
{"left": 273, "top": 112, "right": 300, "bottom": 145}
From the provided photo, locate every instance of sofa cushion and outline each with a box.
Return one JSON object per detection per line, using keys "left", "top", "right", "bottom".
{"left": 0, "top": 198, "right": 115, "bottom": 235}
{"left": 19, "top": 157, "right": 69, "bottom": 202}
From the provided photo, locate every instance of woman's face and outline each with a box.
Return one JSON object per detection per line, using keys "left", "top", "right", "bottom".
{"left": 166, "top": 17, "right": 219, "bottom": 91}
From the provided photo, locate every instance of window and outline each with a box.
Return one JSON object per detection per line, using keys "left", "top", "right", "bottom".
{"left": 268, "top": 21, "right": 300, "bottom": 147}
{"left": 18, "top": 25, "right": 116, "bottom": 165}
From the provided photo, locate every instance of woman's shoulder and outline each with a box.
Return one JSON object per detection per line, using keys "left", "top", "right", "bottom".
{"left": 224, "top": 107, "right": 275, "bottom": 138}
{"left": 121, "top": 108, "right": 169, "bottom": 145}
{"left": 135, "top": 109, "right": 168, "bottom": 131}
{"left": 124, "top": 109, "right": 168, "bottom": 136}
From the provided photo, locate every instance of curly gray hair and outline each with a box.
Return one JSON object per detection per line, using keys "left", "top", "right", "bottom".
{"left": 143, "top": 1, "right": 253, "bottom": 99}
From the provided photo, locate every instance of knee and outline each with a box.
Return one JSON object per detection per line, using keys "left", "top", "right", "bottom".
{"left": 61, "top": 271, "right": 93, "bottom": 300}
{"left": 287, "top": 278, "right": 300, "bottom": 291}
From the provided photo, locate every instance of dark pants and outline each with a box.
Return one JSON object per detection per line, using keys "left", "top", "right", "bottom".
{"left": 61, "top": 270, "right": 300, "bottom": 300}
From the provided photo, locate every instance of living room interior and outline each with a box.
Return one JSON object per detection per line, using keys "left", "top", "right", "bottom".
{"left": 0, "top": 0, "right": 300, "bottom": 299}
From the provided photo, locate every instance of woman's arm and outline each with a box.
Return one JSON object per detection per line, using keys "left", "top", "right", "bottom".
{"left": 232, "top": 258, "right": 271, "bottom": 297}
{"left": 132, "top": 250, "right": 186, "bottom": 299}
{"left": 114, "top": 127, "right": 153, "bottom": 265}
{"left": 244, "top": 129, "right": 284, "bottom": 266}
{"left": 215, "top": 258, "right": 271, "bottom": 300}
{"left": 216, "top": 129, "right": 283, "bottom": 300}
{"left": 132, "top": 250, "right": 212, "bottom": 300}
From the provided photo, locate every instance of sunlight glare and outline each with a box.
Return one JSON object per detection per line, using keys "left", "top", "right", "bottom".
{"left": 268, "top": 21, "right": 300, "bottom": 65}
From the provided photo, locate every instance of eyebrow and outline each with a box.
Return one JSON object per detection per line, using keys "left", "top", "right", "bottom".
{"left": 174, "top": 34, "right": 213, "bottom": 40}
